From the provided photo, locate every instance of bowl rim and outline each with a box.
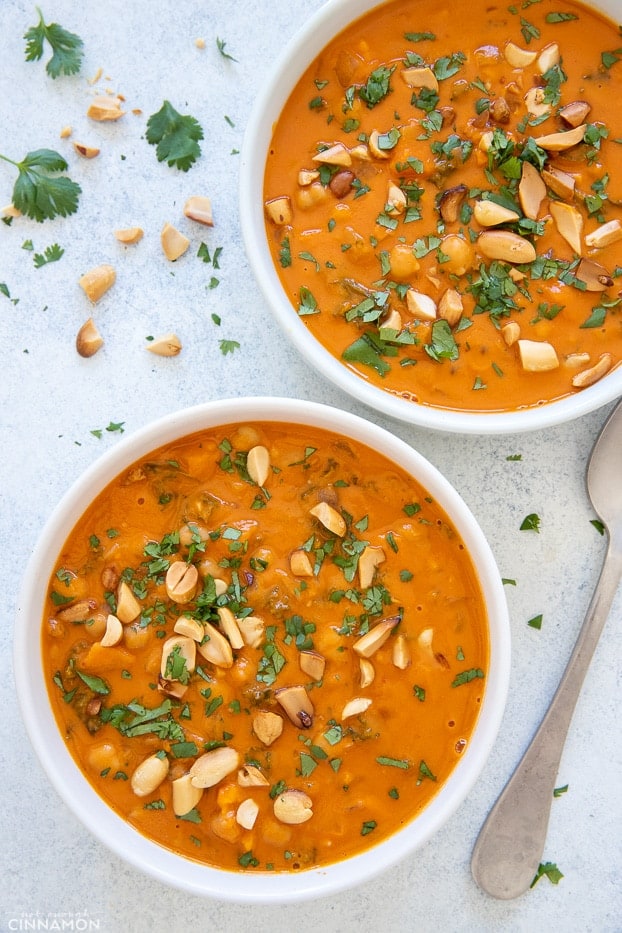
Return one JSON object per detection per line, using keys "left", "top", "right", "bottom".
{"left": 239, "top": 0, "right": 622, "bottom": 435}
{"left": 14, "top": 396, "right": 510, "bottom": 903}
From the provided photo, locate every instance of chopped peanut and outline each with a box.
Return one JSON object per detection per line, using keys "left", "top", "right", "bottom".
{"left": 161, "top": 223, "right": 190, "bottom": 261}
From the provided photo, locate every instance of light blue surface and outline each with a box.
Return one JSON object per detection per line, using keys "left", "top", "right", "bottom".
{"left": 1, "top": 1, "right": 620, "bottom": 931}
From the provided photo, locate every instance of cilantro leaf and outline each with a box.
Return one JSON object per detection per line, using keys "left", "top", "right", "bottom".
{"left": 146, "top": 101, "right": 204, "bottom": 171}
{"left": 359, "top": 65, "right": 395, "bottom": 108}
{"left": 0, "top": 149, "right": 81, "bottom": 222}
{"left": 216, "top": 38, "right": 238, "bottom": 62}
{"left": 33, "top": 243, "right": 64, "bottom": 268}
{"left": 520, "top": 513, "right": 541, "bottom": 532}
{"left": 530, "top": 861, "right": 564, "bottom": 887}
{"left": 219, "top": 339, "right": 240, "bottom": 355}
{"left": 24, "top": 7, "right": 84, "bottom": 78}
{"left": 424, "top": 319, "right": 459, "bottom": 362}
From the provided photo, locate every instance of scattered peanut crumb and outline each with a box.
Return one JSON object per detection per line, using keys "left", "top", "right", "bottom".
{"left": 73, "top": 142, "right": 100, "bottom": 159}
{"left": 195, "top": 37, "right": 206, "bottom": 49}
{"left": 59, "top": 126, "right": 72, "bottom": 139}
{"left": 88, "top": 67, "right": 103, "bottom": 85}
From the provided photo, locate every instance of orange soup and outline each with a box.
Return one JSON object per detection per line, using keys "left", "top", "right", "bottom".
{"left": 263, "top": 0, "right": 622, "bottom": 413}
{"left": 42, "top": 422, "right": 488, "bottom": 872}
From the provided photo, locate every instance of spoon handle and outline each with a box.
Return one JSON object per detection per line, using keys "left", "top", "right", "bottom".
{"left": 471, "top": 534, "right": 622, "bottom": 900}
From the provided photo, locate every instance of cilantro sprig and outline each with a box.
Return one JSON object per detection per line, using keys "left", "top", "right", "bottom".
{"left": 146, "top": 101, "right": 204, "bottom": 171}
{"left": 0, "top": 149, "right": 81, "bottom": 222}
{"left": 24, "top": 7, "right": 84, "bottom": 78}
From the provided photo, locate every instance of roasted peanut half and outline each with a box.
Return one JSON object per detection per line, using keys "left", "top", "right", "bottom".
{"left": 115, "top": 580, "right": 141, "bottom": 624}
{"left": 353, "top": 616, "right": 400, "bottom": 658}
{"left": 131, "top": 752, "right": 169, "bottom": 797}
{"left": 299, "top": 650, "right": 326, "bottom": 681}
{"left": 571, "top": 353, "right": 613, "bottom": 388}
{"left": 247, "top": 445, "right": 270, "bottom": 485}
{"left": 189, "top": 747, "right": 240, "bottom": 788}
{"left": 477, "top": 230, "right": 536, "bottom": 264}
{"left": 172, "top": 774, "right": 203, "bottom": 816}
{"left": 273, "top": 789, "right": 313, "bottom": 825}
{"left": 87, "top": 96, "right": 125, "bottom": 121}
{"left": 146, "top": 333, "right": 182, "bottom": 357}
{"left": 275, "top": 684, "right": 315, "bottom": 728}
{"left": 100, "top": 613, "right": 123, "bottom": 647}
{"left": 217, "top": 606, "right": 244, "bottom": 650}
{"left": 309, "top": 501, "right": 346, "bottom": 536}
{"left": 161, "top": 223, "right": 190, "bottom": 261}
{"left": 342, "top": 696, "right": 372, "bottom": 719}
{"left": 252, "top": 710, "right": 284, "bottom": 746}
{"left": 183, "top": 195, "right": 213, "bottom": 226}
{"left": 73, "top": 142, "right": 100, "bottom": 159}
{"left": 114, "top": 227, "right": 143, "bottom": 244}
{"left": 165, "top": 560, "right": 198, "bottom": 603}
{"left": 518, "top": 339, "right": 559, "bottom": 372}
{"left": 76, "top": 317, "right": 104, "bottom": 358}
{"left": 196, "top": 620, "right": 234, "bottom": 668}
{"left": 79, "top": 264, "right": 116, "bottom": 303}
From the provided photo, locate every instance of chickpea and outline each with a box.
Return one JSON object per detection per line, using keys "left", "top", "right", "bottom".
{"left": 389, "top": 243, "right": 420, "bottom": 280}
{"left": 179, "top": 521, "right": 210, "bottom": 547}
{"left": 87, "top": 741, "right": 124, "bottom": 775}
{"left": 230, "top": 425, "right": 261, "bottom": 449}
{"left": 439, "top": 234, "right": 475, "bottom": 275}
{"left": 295, "top": 182, "right": 328, "bottom": 210}
{"left": 124, "top": 622, "right": 150, "bottom": 651}
{"left": 85, "top": 611, "right": 107, "bottom": 640}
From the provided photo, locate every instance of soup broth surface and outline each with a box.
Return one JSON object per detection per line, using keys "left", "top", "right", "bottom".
{"left": 43, "top": 422, "right": 488, "bottom": 872}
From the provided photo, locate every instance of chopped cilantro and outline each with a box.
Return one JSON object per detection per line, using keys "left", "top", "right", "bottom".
{"left": 216, "top": 38, "right": 238, "bottom": 62}
{"left": 530, "top": 861, "right": 564, "bottom": 887}
{"left": 33, "top": 243, "right": 64, "bottom": 267}
{"left": 520, "top": 513, "right": 541, "bottom": 532}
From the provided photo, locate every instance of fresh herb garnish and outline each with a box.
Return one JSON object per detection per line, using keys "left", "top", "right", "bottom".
{"left": 451, "top": 668, "right": 485, "bottom": 687}
{"left": 24, "top": 7, "right": 84, "bottom": 78}
{"left": 146, "top": 101, "right": 204, "bottom": 171}
{"left": 530, "top": 861, "right": 564, "bottom": 887}
{"left": 0, "top": 149, "right": 81, "bottom": 222}
{"left": 520, "top": 513, "right": 541, "bottom": 532}
{"left": 216, "top": 38, "right": 238, "bottom": 62}
{"left": 33, "top": 243, "right": 64, "bottom": 267}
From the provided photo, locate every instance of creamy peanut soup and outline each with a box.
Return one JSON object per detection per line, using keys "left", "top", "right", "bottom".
{"left": 43, "top": 422, "right": 488, "bottom": 872}
{"left": 264, "top": 0, "right": 622, "bottom": 413}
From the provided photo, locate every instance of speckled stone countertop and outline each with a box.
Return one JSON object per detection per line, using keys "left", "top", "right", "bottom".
{"left": 1, "top": 1, "right": 620, "bottom": 931}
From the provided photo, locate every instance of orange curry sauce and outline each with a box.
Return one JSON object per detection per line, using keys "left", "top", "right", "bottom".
{"left": 43, "top": 422, "right": 488, "bottom": 872}
{"left": 264, "top": 0, "right": 622, "bottom": 413}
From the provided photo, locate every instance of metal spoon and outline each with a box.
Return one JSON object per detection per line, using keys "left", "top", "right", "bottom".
{"left": 471, "top": 398, "right": 622, "bottom": 899}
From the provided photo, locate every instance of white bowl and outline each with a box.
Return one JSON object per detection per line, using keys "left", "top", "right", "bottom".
{"left": 240, "top": 0, "right": 622, "bottom": 434}
{"left": 14, "top": 397, "right": 510, "bottom": 902}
